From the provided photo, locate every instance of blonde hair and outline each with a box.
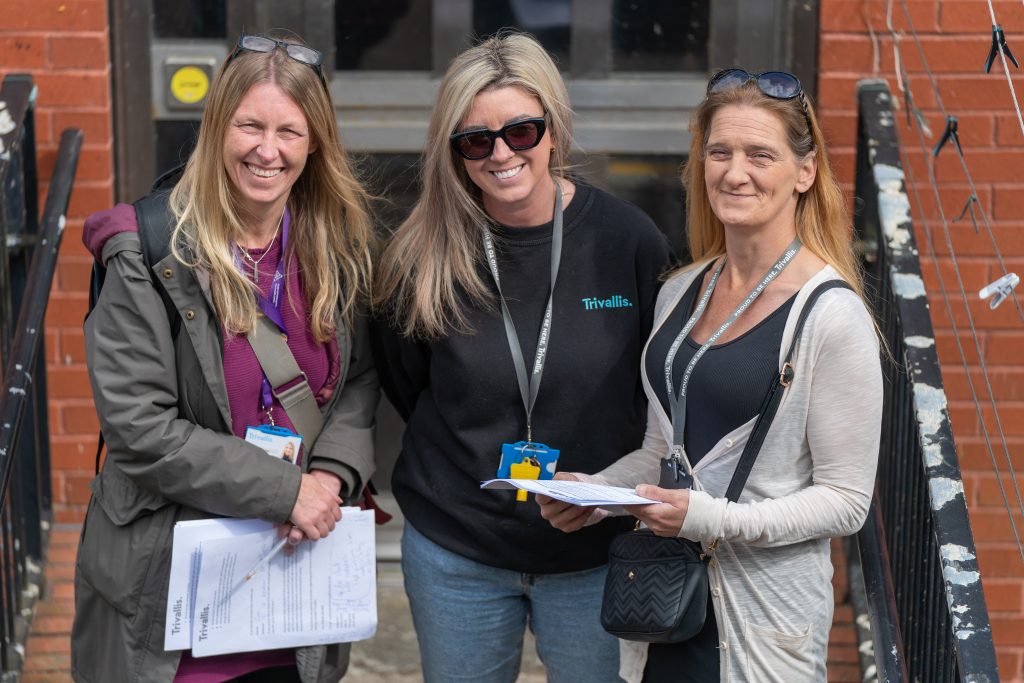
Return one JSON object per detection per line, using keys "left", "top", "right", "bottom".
{"left": 682, "top": 79, "right": 864, "bottom": 300}
{"left": 373, "top": 31, "right": 573, "bottom": 340}
{"left": 169, "top": 35, "right": 373, "bottom": 341}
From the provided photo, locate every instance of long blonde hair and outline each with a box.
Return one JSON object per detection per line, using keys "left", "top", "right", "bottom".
{"left": 169, "top": 35, "right": 373, "bottom": 341}
{"left": 682, "top": 78, "right": 864, "bottom": 299}
{"left": 373, "top": 32, "right": 573, "bottom": 340}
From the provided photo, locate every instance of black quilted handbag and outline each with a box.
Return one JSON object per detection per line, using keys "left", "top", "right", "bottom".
{"left": 600, "top": 530, "right": 709, "bottom": 643}
{"left": 600, "top": 281, "right": 851, "bottom": 644}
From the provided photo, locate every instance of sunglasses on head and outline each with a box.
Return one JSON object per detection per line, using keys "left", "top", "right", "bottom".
{"left": 226, "top": 34, "right": 326, "bottom": 84}
{"left": 707, "top": 68, "right": 813, "bottom": 135}
{"left": 450, "top": 117, "right": 547, "bottom": 160}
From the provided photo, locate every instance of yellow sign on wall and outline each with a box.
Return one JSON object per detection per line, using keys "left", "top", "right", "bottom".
{"left": 169, "top": 66, "right": 209, "bottom": 105}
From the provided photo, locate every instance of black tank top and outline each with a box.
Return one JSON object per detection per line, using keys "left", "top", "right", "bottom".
{"left": 645, "top": 268, "right": 797, "bottom": 465}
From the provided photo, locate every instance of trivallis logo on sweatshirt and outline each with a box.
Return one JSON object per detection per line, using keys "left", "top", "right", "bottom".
{"left": 581, "top": 295, "right": 633, "bottom": 311}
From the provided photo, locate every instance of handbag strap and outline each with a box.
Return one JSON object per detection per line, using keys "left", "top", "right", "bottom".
{"left": 247, "top": 314, "right": 325, "bottom": 447}
{"left": 722, "top": 280, "right": 853, "bottom": 502}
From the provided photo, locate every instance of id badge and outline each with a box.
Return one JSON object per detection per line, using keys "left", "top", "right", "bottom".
{"left": 498, "top": 441, "right": 560, "bottom": 502}
{"left": 244, "top": 424, "right": 302, "bottom": 465}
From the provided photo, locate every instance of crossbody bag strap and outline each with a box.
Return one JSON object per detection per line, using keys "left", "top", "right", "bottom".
{"left": 723, "top": 280, "right": 853, "bottom": 502}
{"left": 247, "top": 314, "right": 325, "bottom": 447}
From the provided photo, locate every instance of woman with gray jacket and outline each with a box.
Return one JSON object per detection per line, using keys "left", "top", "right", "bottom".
{"left": 72, "top": 34, "right": 377, "bottom": 683}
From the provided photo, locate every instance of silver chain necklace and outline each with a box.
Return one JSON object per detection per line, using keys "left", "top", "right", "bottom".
{"left": 239, "top": 215, "right": 283, "bottom": 282}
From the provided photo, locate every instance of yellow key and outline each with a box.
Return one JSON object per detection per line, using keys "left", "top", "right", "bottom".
{"left": 510, "top": 459, "right": 541, "bottom": 502}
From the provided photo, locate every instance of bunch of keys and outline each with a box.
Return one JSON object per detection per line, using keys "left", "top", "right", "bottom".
{"left": 659, "top": 447, "right": 693, "bottom": 490}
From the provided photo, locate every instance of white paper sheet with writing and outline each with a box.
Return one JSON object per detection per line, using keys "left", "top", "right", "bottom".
{"left": 165, "top": 517, "right": 275, "bottom": 651}
{"left": 480, "top": 479, "right": 658, "bottom": 506}
{"left": 190, "top": 508, "right": 376, "bottom": 657}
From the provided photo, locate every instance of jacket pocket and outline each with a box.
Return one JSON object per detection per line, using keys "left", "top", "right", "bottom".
{"left": 92, "top": 465, "right": 169, "bottom": 525}
{"left": 76, "top": 471, "right": 173, "bottom": 620}
{"left": 743, "top": 620, "right": 816, "bottom": 682}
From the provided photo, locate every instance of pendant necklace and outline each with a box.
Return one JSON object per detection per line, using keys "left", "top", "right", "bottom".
{"left": 240, "top": 214, "right": 283, "bottom": 283}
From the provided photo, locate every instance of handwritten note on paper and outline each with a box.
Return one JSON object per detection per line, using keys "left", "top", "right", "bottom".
{"left": 190, "top": 508, "right": 376, "bottom": 657}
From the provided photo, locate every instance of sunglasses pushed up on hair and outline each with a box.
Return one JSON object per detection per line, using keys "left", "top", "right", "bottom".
{"left": 449, "top": 117, "right": 548, "bottom": 160}
{"left": 225, "top": 34, "right": 326, "bottom": 84}
{"left": 707, "top": 68, "right": 813, "bottom": 134}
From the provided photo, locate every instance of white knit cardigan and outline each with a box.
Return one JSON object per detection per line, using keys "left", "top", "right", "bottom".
{"left": 594, "top": 262, "right": 883, "bottom": 683}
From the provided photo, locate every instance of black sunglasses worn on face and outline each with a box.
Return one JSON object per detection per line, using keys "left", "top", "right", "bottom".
{"left": 707, "top": 68, "right": 813, "bottom": 135}
{"left": 450, "top": 117, "right": 547, "bottom": 160}
{"left": 226, "top": 34, "right": 326, "bottom": 83}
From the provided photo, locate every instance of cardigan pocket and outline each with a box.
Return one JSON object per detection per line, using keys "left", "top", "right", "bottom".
{"left": 743, "top": 619, "right": 815, "bottom": 682}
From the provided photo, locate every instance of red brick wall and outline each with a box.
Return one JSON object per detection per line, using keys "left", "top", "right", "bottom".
{"left": 0, "top": 0, "right": 112, "bottom": 525}
{"left": 820, "top": 0, "right": 1024, "bottom": 679}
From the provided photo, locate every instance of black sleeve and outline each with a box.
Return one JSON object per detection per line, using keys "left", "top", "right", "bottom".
{"left": 369, "top": 313, "right": 431, "bottom": 423}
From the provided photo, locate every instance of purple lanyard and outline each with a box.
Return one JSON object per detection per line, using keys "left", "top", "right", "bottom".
{"left": 234, "top": 208, "right": 291, "bottom": 414}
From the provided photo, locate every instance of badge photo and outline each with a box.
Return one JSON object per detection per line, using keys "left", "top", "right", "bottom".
{"left": 244, "top": 424, "right": 303, "bottom": 464}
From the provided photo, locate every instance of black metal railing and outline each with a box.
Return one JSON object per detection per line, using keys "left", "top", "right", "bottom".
{"left": 852, "top": 78, "right": 998, "bottom": 682}
{"left": 0, "top": 74, "right": 81, "bottom": 677}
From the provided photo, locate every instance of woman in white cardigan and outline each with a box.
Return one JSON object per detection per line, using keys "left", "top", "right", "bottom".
{"left": 538, "top": 69, "right": 883, "bottom": 683}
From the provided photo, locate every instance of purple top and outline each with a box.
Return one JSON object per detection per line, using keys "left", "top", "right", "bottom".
{"left": 221, "top": 212, "right": 340, "bottom": 446}
{"left": 84, "top": 204, "right": 341, "bottom": 681}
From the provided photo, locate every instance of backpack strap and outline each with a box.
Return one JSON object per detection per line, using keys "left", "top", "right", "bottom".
{"left": 134, "top": 163, "right": 185, "bottom": 338}
{"left": 95, "top": 165, "right": 185, "bottom": 474}
{"left": 723, "top": 280, "right": 854, "bottom": 502}
{"left": 133, "top": 190, "right": 179, "bottom": 338}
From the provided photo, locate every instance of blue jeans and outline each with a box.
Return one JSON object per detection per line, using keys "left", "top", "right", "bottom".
{"left": 401, "top": 521, "right": 622, "bottom": 683}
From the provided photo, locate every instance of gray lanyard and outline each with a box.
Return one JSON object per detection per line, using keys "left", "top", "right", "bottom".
{"left": 481, "top": 182, "right": 564, "bottom": 443}
{"left": 664, "top": 237, "right": 802, "bottom": 449}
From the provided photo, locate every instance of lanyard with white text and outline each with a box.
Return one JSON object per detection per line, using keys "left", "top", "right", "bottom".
{"left": 481, "top": 182, "right": 563, "bottom": 443}
{"left": 664, "top": 236, "right": 802, "bottom": 449}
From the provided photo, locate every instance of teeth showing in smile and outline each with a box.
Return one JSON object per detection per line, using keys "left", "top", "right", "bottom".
{"left": 492, "top": 165, "right": 523, "bottom": 180}
{"left": 246, "top": 163, "right": 282, "bottom": 178}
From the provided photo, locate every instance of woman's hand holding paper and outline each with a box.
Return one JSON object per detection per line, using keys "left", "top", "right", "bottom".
{"left": 537, "top": 472, "right": 593, "bottom": 533}
{"left": 290, "top": 472, "right": 342, "bottom": 541}
{"left": 623, "top": 485, "right": 690, "bottom": 537}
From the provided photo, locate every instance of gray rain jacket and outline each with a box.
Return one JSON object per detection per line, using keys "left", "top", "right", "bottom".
{"left": 71, "top": 216, "right": 378, "bottom": 683}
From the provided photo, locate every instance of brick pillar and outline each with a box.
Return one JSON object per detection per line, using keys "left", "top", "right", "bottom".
{"left": 0, "top": 0, "right": 113, "bottom": 525}
{"left": 819, "top": 1, "right": 1024, "bottom": 679}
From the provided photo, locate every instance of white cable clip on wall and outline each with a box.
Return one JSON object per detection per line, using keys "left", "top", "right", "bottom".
{"left": 979, "top": 273, "right": 1020, "bottom": 309}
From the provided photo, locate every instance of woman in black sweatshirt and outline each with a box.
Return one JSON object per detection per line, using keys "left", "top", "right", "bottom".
{"left": 371, "top": 31, "right": 673, "bottom": 682}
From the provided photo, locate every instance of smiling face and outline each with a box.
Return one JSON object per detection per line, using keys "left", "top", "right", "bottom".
{"left": 458, "top": 85, "right": 554, "bottom": 226}
{"left": 703, "top": 104, "right": 816, "bottom": 236}
{"left": 222, "top": 81, "right": 315, "bottom": 222}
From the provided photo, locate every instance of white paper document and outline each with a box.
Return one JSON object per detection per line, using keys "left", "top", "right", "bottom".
{"left": 480, "top": 479, "right": 659, "bottom": 506}
{"left": 165, "top": 517, "right": 275, "bottom": 651}
{"left": 165, "top": 508, "right": 376, "bottom": 656}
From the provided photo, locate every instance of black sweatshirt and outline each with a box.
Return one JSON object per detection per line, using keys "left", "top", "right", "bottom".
{"left": 371, "top": 183, "right": 674, "bottom": 573}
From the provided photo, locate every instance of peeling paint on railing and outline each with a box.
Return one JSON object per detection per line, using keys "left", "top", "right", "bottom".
{"left": 906, "top": 335, "right": 935, "bottom": 348}
{"left": 855, "top": 79, "right": 997, "bottom": 681}
{"left": 912, "top": 384, "right": 949, "bottom": 438}
{"left": 892, "top": 272, "right": 927, "bottom": 299}
{"left": 930, "top": 477, "right": 966, "bottom": 509}
{"left": 874, "top": 163, "right": 914, "bottom": 250}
